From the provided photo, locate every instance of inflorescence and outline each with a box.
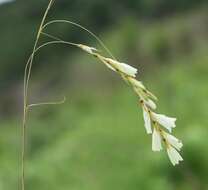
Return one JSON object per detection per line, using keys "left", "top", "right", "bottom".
{"left": 78, "top": 44, "right": 183, "bottom": 165}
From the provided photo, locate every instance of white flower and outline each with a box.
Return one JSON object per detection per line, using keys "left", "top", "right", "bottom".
{"left": 144, "top": 99, "right": 157, "bottom": 110}
{"left": 164, "top": 132, "right": 183, "bottom": 151}
{"left": 151, "top": 113, "right": 176, "bottom": 132}
{"left": 78, "top": 44, "right": 97, "bottom": 54}
{"left": 128, "top": 78, "right": 146, "bottom": 89}
{"left": 167, "top": 146, "right": 183, "bottom": 166}
{"left": 103, "top": 58, "right": 138, "bottom": 77}
{"left": 152, "top": 128, "right": 162, "bottom": 151}
{"left": 142, "top": 106, "right": 152, "bottom": 134}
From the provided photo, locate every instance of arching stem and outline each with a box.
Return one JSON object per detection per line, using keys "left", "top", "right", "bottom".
{"left": 22, "top": 1, "right": 54, "bottom": 190}
{"left": 22, "top": 2, "right": 117, "bottom": 190}
{"left": 42, "top": 19, "right": 116, "bottom": 60}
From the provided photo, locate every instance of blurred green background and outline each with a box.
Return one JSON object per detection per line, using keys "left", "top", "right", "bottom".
{"left": 0, "top": 0, "right": 208, "bottom": 189}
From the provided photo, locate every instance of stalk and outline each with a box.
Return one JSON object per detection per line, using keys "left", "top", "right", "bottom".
{"left": 21, "top": 1, "right": 54, "bottom": 190}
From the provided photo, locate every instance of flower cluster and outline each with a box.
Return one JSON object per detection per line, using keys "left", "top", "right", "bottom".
{"left": 78, "top": 44, "right": 183, "bottom": 165}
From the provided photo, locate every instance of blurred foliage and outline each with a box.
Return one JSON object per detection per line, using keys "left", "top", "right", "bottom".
{"left": 0, "top": 0, "right": 208, "bottom": 189}
{"left": 0, "top": 0, "right": 208, "bottom": 116}
{"left": 0, "top": 52, "right": 208, "bottom": 189}
{"left": 0, "top": 0, "right": 208, "bottom": 83}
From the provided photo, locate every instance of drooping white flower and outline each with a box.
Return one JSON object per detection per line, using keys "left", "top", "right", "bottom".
{"left": 103, "top": 58, "right": 138, "bottom": 77}
{"left": 142, "top": 106, "right": 152, "bottom": 134}
{"left": 78, "top": 44, "right": 97, "bottom": 54}
{"left": 167, "top": 146, "right": 183, "bottom": 166}
{"left": 151, "top": 113, "right": 176, "bottom": 132}
{"left": 164, "top": 132, "right": 183, "bottom": 151}
{"left": 144, "top": 99, "right": 157, "bottom": 110}
{"left": 152, "top": 128, "right": 162, "bottom": 151}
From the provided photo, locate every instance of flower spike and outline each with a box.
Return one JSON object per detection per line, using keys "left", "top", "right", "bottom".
{"left": 74, "top": 43, "right": 183, "bottom": 165}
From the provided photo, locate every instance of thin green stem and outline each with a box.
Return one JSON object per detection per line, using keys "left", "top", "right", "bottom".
{"left": 22, "top": 3, "right": 117, "bottom": 190}
{"left": 21, "top": 109, "right": 27, "bottom": 190}
{"left": 22, "top": 1, "right": 54, "bottom": 190}
{"left": 27, "top": 40, "right": 79, "bottom": 64}
{"left": 22, "top": 38, "right": 76, "bottom": 189}
{"left": 41, "top": 31, "right": 63, "bottom": 41}
{"left": 42, "top": 19, "right": 117, "bottom": 60}
{"left": 27, "top": 96, "right": 66, "bottom": 110}
{"left": 25, "top": 0, "right": 54, "bottom": 101}
{"left": 23, "top": 39, "right": 79, "bottom": 107}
